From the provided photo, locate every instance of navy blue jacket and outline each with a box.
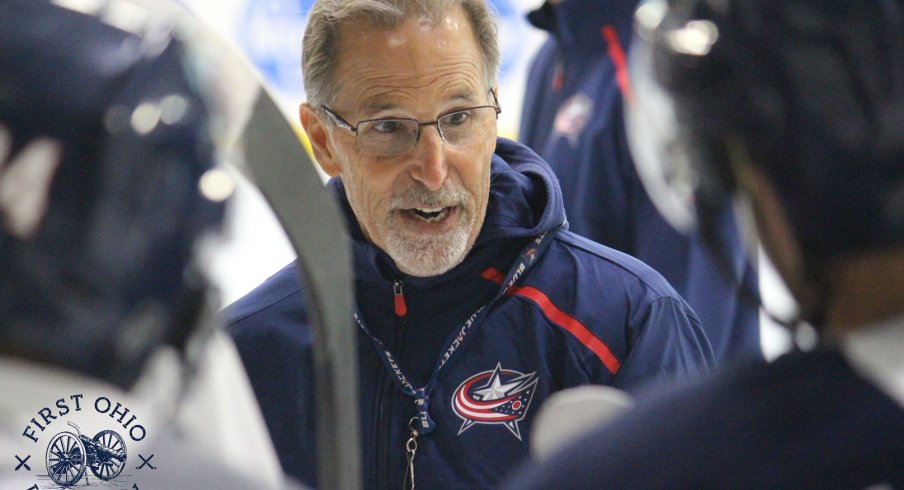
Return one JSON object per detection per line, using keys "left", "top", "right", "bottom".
{"left": 225, "top": 138, "right": 714, "bottom": 488}
{"left": 504, "top": 348, "right": 904, "bottom": 489}
{"left": 520, "top": 1, "right": 761, "bottom": 361}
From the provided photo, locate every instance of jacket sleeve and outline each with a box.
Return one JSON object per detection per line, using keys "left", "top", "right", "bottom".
{"left": 612, "top": 296, "right": 715, "bottom": 392}
{"left": 220, "top": 265, "right": 319, "bottom": 487}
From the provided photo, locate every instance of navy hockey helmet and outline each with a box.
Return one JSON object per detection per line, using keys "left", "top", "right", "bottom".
{"left": 0, "top": 0, "right": 228, "bottom": 388}
{"left": 627, "top": 0, "right": 904, "bottom": 280}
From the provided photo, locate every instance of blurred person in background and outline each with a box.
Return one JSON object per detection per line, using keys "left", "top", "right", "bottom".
{"left": 505, "top": 0, "right": 904, "bottom": 487}
{"left": 520, "top": 0, "right": 762, "bottom": 363}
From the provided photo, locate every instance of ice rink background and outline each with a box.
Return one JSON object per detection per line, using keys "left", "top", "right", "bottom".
{"left": 178, "top": 0, "right": 793, "bottom": 359}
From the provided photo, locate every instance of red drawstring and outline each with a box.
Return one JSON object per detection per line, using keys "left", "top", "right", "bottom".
{"left": 394, "top": 281, "right": 408, "bottom": 317}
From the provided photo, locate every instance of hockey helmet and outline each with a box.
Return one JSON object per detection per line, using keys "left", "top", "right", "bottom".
{"left": 0, "top": 0, "right": 229, "bottom": 388}
{"left": 626, "top": 0, "right": 904, "bottom": 276}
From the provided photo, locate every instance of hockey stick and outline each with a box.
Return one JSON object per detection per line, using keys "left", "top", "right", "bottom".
{"left": 240, "top": 86, "right": 361, "bottom": 490}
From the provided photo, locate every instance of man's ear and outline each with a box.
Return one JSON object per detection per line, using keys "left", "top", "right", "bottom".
{"left": 300, "top": 103, "right": 341, "bottom": 177}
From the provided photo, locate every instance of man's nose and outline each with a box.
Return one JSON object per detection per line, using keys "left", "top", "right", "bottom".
{"left": 407, "top": 125, "right": 448, "bottom": 191}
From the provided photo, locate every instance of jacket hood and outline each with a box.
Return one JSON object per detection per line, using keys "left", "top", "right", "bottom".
{"left": 326, "top": 137, "right": 566, "bottom": 280}
{"left": 528, "top": 0, "right": 640, "bottom": 50}
{"left": 479, "top": 136, "right": 566, "bottom": 244}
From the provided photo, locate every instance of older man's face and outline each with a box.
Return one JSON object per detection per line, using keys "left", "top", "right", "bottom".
{"left": 307, "top": 7, "right": 497, "bottom": 277}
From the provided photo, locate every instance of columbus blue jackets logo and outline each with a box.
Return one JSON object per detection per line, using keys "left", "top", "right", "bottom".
{"left": 553, "top": 93, "right": 594, "bottom": 147}
{"left": 452, "top": 363, "right": 538, "bottom": 441}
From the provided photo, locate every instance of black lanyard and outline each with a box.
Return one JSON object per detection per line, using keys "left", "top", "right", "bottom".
{"left": 353, "top": 230, "right": 556, "bottom": 434}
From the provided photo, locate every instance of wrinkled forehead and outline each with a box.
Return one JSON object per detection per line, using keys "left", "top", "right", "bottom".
{"left": 330, "top": 9, "right": 487, "bottom": 110}
{"left": 334, "top": 7, "right": 480, "bottom": 61}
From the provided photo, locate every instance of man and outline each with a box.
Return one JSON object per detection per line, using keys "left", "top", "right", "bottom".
{"left": 519, "top": 0, "right": 761, "bottom": 361}
{"left": 226, "top": 0, "right": 713, "bottom": 488}
{"left": 505, "top": 0, "right": 904, "bottom": 487}
{"left": 0, "top": 1, "right": 298, "bottom": 488}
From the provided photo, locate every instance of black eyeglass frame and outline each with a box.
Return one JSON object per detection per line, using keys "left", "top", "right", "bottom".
{"left": 319, "top": 90, "right": 501, "bottom": 156}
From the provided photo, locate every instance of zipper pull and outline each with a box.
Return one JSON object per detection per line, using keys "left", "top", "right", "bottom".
{"left": 404, "top": 416, "right": 418, "bottom": 490}
{"left": 393, "top": 280, "right": 408, "bottom": 317}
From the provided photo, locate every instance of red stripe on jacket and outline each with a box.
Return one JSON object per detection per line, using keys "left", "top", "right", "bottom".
{"left": 481, "top": 268, "right": 622, "bottom": 374}
{"left": 602, "top": 25, "right": 633, "bottom": 104}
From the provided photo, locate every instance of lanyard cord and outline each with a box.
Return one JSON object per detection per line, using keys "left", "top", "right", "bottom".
{"left": 353, "top": 229, "right": 557, "bottom": 434}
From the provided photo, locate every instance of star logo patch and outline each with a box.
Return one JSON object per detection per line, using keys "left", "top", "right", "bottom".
{"left": 451, "top": 363, "right": 538, "bottom": 441}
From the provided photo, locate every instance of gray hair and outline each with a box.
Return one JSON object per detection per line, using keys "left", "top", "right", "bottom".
{"left": 301, "top": 0, "right": 500, "bottom": 108}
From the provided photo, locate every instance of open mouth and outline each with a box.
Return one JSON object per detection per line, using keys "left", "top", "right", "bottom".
{"left": 406, "top": 206, "right": 451, "bottom": 222}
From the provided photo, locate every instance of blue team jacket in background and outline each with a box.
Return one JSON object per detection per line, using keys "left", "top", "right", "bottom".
{"left": 520, "top": 0, "right": 762, "bottom": 361}
{"left": 225, "top": 138, "right": 714, "bottom": 488}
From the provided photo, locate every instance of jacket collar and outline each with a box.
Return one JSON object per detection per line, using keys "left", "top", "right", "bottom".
{"left": 327, "top": 137, "right": 565, "bottom": 288}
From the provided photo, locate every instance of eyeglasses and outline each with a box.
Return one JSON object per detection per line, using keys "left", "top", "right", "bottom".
{"left": 320, "top": 92, "right": 501, "bottom": 157}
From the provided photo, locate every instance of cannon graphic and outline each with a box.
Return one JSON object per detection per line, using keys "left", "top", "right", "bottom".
{"left": 45, "top": 422, "right": 127, "bottom": 486}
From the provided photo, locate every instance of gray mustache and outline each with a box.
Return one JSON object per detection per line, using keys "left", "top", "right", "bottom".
{"left": 389, "top": 183, "right": 466, "bottom": 210}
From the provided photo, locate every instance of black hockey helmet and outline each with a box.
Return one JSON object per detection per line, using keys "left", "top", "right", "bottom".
{"left": 0, "top": 0, "right": 229, "bottom": 388}
{"left": 626, "top": 0, "right": 904, "bottom": 302}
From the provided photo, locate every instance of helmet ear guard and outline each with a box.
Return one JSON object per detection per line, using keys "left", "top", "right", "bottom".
{"left": 627, "top": 0, "right": 751, "bottom": 237}
{"left": 629, "top": 0, "right": 904, "bottom": 329}
{"left": 627, "top": 0, "right": 758, "bottom": 302}
{"left": 632, "top": 0, "right": 904, "bottom": 265}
